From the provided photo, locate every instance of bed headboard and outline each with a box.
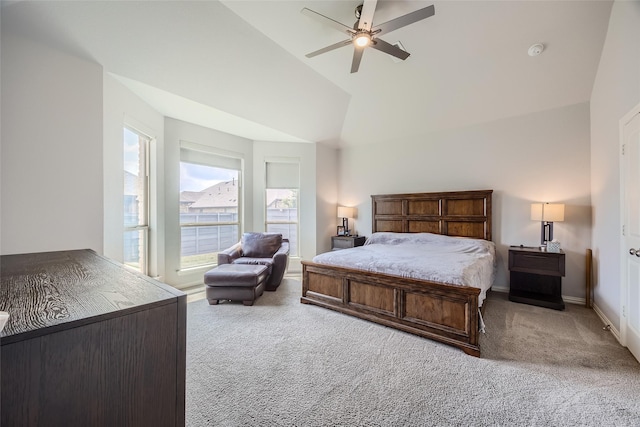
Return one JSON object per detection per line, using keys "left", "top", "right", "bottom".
{"left": 371, "top": 190, "right": 493, "bottom": 241}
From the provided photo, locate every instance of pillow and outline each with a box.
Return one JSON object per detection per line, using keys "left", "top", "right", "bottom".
{"left": 241, "top": 233, "right": 283, "bottom": 258}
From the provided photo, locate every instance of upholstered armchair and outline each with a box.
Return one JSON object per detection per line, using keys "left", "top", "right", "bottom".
{"left": 217, "top": 232, "right": 290, "bottom": 291}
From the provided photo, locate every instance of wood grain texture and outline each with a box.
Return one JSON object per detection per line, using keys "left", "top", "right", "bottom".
{"left": 407, "top": 200, "right": 439, "bottom": 215}
{"left": 301, "top": 259, "right": 482, "bottom": 356}
{"left": 0, "top": 249, "right": 182, "bottom": 343}
{"left": 349, "top": 281, "right": 395, "bottom": 315}
{"left": 403, "top": 291, "right": 469, "bottom": 333}
{"left": 302, "top": 190, "right": 492, "bottom": 357}
{"left": 0, "top": 250, "right": 186, "bottom": 426}
{"left": 306, "top": 271, "right": 343, "bottom": 300}
{"left": 371, "top": 189, "right": 492, "bottom": 241}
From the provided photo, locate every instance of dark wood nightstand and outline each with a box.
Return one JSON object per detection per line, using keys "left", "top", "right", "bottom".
{"left": 508, "top": 246, "right": 566, "bottom": 310}
{"left": 331, "top": 235, "right": 366, "bottom": 250}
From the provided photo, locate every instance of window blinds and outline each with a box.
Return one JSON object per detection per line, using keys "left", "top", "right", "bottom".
{"left": 179, "top": 141, "right": 242, "bottom": 171}
{"left": 266, "top": 161, "right": 300, "bottom": 189}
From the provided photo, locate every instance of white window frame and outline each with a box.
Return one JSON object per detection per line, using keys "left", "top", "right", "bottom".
{"left": 123, "top": 125, "right": 151, "bottom": 275}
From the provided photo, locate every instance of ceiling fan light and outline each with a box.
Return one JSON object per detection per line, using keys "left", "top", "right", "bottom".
{"left": 354, "top": 34, "right": 370, "bottom": 47}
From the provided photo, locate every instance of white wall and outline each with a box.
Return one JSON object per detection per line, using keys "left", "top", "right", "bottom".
{"left": 164, "top": 118, "right": 254, "bottom": 288}
{"left": 103, "top": 73, "right": 165, "bottom": 278}
{"left": 1, "top": 34, "right": 103, "bottom": 255}
{"left": 253, "top": 141, "right": 319, "bottom": 272}
{"left": 338, "top": 103, "right": 592, "bottom": 300}
{"left": 316, "top": 143, "right": 338, "bottom": 255}
{"left": 0, "top": 31, "right": 326, "bottom": 285}
{"left": 590, "top": 1, "right": 640, "bottom": 331}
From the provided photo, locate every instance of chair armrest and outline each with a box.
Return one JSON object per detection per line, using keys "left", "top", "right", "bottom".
{"left": 217, "top": 242, "right": 242, "bottom": 265}
{"left": 273, "top": 240, "right": 290, "bottom": 258}
{"left": 266, "top": 240, "right": 290, "bottom": 290}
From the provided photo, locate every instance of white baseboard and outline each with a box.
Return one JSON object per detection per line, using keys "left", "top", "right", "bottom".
{"left": 563, "top": 295, "right": 586, "bottom": 305}
{"left": 287, "top": 257, "right": 302, "bottom": 273}
{"left": 175, "top": 279, "right": 205, "bottom": 291}
{"left": 592, "top": 303, "right": 622, "bottom": 344}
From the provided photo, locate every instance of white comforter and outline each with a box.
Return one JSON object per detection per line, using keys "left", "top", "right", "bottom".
{"left": 312, "top": 232, "right": 496, "bottom": 306}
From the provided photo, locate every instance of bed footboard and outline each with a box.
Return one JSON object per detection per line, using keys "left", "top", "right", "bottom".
{"left": 301, "top": 261, "right": 481, "bottom": 357}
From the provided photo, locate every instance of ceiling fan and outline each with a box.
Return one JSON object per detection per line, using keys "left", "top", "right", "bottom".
{"left": 301, "top": 0, "right": 435, "bottom": 73}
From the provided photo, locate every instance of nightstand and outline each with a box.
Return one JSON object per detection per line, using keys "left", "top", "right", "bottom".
{"left": 508, "top": 246, "right": 566, "bottom": 310}
{"left": 331, "top": 235, "right": 366, "bottom": 250}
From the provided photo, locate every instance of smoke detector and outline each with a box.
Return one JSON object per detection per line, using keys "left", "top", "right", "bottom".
{"left": 528, "top": 43, "right": 544, "bottom": 57}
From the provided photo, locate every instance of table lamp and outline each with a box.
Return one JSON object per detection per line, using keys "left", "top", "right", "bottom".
{"left": 531, "top": 203, "right": 564, "bottom": 245}
{"left": 337, "top": 206, "right": 355, "bottom": 236}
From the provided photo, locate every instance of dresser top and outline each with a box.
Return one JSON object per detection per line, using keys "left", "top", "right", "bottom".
{"left": 509, "top": 245, "right": 565, "bottom": 255}
{"left": 1, "top": 249, "right": 184, "bottom": 343}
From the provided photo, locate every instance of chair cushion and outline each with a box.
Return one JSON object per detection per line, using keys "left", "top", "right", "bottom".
{"left": 233, "top": 257, "right": 274, "bottom": 275}
{"left": 241, "top": 232, "right": 282, "bottom": 258}
{"left": 204, "top": 264, "right": 269, "bottom": 287}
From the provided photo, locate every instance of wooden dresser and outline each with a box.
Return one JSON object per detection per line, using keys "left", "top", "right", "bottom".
{"left": 0, "top": 249, "right": 186, "bottom": 426}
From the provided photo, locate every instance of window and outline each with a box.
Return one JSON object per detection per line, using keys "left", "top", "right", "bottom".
{"left": 180, "top": 145, "right": 242, "bottom": 269}
{"left": 266, "top": 189, "right": 299, "bottom": 256}
{"left": 123, "top": 127, "right": 150, "bottom": 274}
{"left": 265, "top": 161, "right": 300, "bottom": 257}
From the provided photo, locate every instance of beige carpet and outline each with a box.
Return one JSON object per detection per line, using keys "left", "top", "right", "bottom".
{"left": 186, "top": 278, "right": 640, "bottom": 426}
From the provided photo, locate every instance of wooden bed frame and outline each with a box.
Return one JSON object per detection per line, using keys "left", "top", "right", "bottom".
{"left": 301, "top": 189, "right": 493, "bottom": 357}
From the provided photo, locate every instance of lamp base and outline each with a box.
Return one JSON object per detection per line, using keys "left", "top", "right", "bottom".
{"left": 540, "top": 222, "right": 554, "bottom": 246}
{"left": 343, "top": 218, "right": 350, "bottom": 236}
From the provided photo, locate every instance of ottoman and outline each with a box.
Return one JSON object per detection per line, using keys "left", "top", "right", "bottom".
{"left": 204, "top": 264, "right": 269, "bottom": 306}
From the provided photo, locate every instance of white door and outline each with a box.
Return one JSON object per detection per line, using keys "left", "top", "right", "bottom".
{"left": 622, "top": 107, "right": 640, "bottom": 363}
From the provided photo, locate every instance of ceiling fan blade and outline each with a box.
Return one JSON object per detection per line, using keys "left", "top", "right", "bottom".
{"left": 301, "top": 8, "right": 355, "bottom": 37}
{"left": 370, "top": 38, "right": 410, "bottom": 60}
{"left": 351, "top": 47, "right": 365, "bottom": 73}
{"left": 357, "top": 0, "right": 378, "bottom": 31}
{"left": 306, "top": 39, "right": 352, "bottom": 58}
{"left": 372, "top": 5, "right": 435, "bottom": 36}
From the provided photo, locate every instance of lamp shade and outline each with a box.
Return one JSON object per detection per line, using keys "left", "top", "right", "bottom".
{"left": 531, "top": 203, "right": 565, "bottom": 222}
{"left": 337, "top": 206, "right": 355, "bottom": 218}
{"left": 530, "top": 203, "right": 543, "bottom": 221}
{"left": 543, "top": 203, "right": 564, "bottom": 222}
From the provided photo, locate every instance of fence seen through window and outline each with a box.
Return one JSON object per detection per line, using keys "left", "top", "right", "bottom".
{"left": 180, "top": 161, "right": 240, "bottom": 269}
{"left": 266, "top": 189, "right": 299, "bottom": 257}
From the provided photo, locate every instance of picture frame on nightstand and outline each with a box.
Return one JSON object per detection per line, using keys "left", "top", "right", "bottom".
{"left": 336, "top": 226, "right": 346, "bottom": 236}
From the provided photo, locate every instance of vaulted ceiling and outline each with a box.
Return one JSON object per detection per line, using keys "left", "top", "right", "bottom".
{"left": 1, "top": 0, "right": 613, "bottom": 147}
